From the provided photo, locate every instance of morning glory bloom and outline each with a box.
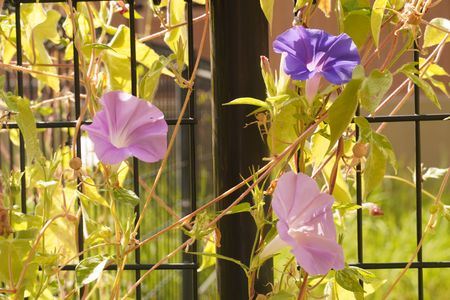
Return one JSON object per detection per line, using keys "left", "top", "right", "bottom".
{"left": 273, "top": 26, "right": 360, "bottom": 85}
{"left": 82, "top": 91, "right": 168, "bottom": 165}
{"left": 264, "top": 171, "right": 344, "bottom": 275}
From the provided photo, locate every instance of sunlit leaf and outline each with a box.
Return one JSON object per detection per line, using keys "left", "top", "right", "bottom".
{"left": 75, "top": 255, "right": 110, "bottom": 287}
{"left": 371, "top": 0, "right": 388, "bottom": 47}
{"left": 327, "top": 78, "right": 362, "bottom": 151}
{"left": 318, "top": 0, "right": 332, "bottom": 17}
{"left": 164, "top": 0, "right": 188, "bottom": 64}
{"left": 109, "top": 25, "right": 160, "bottom": 69}
{"left": 400, "top": 67, "right": 441, "bottom": 109}
{"left": 344, "top": 10, "right": 371, "bottom": 48}
{"left": 6, "top": 96, "right": 42, "bottom": 163}
{"left": 21, "top": 5, "right": 61, "bottom": 92}
{"left": 224, "top": 97, "right": 270, "bottom": 110}
{"left": 423, "top": 18, "right": 450, "bottom": 48}
{"left": 359, "top": 69, "right": 393, "bottom": 112}
{"left": 260, "top": 0, "right": 274, "bottom": 29}
{"left": 79, "top": 177, "right": 109, "bottom": 207}
{"left": 364, "top": 141, "right": 386, "bottom": 196}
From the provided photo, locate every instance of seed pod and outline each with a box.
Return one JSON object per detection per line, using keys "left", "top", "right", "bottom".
{"left": 352, "top": 142, "right": 369, "bottom": 158}
{"left": 69, "top": 157, "right": 82, "bottom": 171}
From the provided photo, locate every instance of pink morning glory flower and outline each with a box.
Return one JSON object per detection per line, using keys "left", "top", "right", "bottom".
{"left": 268, "top": 171, "right": 344, "bottom": 275}
{"left": 81, "top": 91, "right": 168, "bottom": 165}
{"left": 273, "top": 26, "right": 360, "bottom": 85}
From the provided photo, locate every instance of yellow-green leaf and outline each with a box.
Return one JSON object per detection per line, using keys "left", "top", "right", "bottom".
{"left": 224, "top": 97, "right": 270, "bottom": 110}
{"left": 13, "top": 97, "right": 42, "bottom": 163}
{"left": 109, "top": 25, "right": 159, "bottom": 69}
{"left": 164, "top": 0, "right": 188, "bottom": 65}
{"left": 318, "top": 0, "right": 332, "bottom": 17}
{"left": 260, "top": 0, "right": 275, "bottom": 29}
{"left": 371, "top": 0, "right": 387, "bottom": 48}
{"left": 21, "top": 5, "right": 61, "bottom": 92}
{"left": 364, "top": 141, "right": 386, "bottom": 196}
{"left": 423, "top": 18, "right": 450, "bottom": 48}
{"left": 327, "top": 78, "right": 362, "bottom": 151}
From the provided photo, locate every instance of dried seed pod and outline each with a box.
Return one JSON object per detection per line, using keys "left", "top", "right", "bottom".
{"left": 69, "top": 157, "right": 82, "bottom": 171}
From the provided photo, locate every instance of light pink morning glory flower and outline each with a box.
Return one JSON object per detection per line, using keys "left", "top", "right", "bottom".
{"left": 265, "top": 171, "right": 344, "bottom": 275}
{"left": 81, "top": 91, "right": 168, "bottom": 165}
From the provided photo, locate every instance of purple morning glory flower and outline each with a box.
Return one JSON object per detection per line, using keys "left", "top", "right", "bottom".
{"left": 81, "top": 91, "right": 168, "bottom": 165}
{"left": 273, "top": 26, "right": 360, "bottom": 85}
{"left": 269, "top": 171, "right": 344, "bottom": 275}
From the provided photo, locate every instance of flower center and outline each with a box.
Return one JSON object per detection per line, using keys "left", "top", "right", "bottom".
{"left": 110, "top": 130, "right": 129, "bottom": 148}
{"left": 306, "top": 51, "right": 326, "bottom": 73}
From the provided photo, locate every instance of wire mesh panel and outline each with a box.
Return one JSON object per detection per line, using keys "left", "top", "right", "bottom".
{"left": 0, "top": 0, "right": 203, "bottom": 298}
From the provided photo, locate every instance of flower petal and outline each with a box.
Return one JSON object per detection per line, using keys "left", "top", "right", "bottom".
{"left": 290, "top": 232, "right": 344, "bottom": 275}
{"left": 259, "top": 234, "right": 289, "bottom": 259}
{"left": 273, "top": 26, "right": 360, "bottom": 85}
{"left": 82, "top": 91, "right": 168, "bottom": 164}
{"left": 320, "top": 33, "right": 360, "bottom": 84}
{"left": 272, "top": 172, "right": 322, "bottom": 226}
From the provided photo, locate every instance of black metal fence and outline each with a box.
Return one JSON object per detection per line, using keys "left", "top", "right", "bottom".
{"left": 2, "top": 0, "right": 450, "bottom": 298}
{"left": 0, "top": 0, "right": 205, "bottom": 299}
{"left": 351, "top": 46, "right": 450, "bottom": 299}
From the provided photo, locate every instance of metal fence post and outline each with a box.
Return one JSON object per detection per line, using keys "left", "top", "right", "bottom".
{"left": 210, "top": 0, "right": 273, "bottom": 298}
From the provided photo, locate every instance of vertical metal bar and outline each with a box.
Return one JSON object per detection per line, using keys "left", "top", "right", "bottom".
{"left": 186, "top": 1, "right": 198, "bottom": 299}
{"left": 71, "top": 1, "right": 84, "bottom": 298}
{"left": 355, "top": 107, "right": 364, "bottom": 269}
{"left": 128, "top": 1, "right": 142, "bottom": 298}
{"left": 14, "top": 0, "right": 26, "bottom": 213}
{"left": 210, "top": 0, "right": 272, "bottom": 298}
{"left": 413, "top": 44, "right": 424, "bottom": 300}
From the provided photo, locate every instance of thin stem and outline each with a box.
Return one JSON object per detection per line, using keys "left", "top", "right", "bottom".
{"left": 297, "top": 273, "right": 309, "bottom": 300}
{"left": 382, "top": 168, "right": 450, "bottom": 299}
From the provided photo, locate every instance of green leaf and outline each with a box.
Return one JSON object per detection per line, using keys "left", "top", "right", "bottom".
{"left": 419, "top": 58, "right": 449, "bottom": 78}
{"left": 267, "top": 100, "right": 300, "bottom": 155}
{"left": 164, "top": 0, "right": 188, "bottom": 65}
{"left": 359, "top": 69, "right": 393, "bottom": 112}
{"left": 0, "top": 14, "right": 17, "bottom": 64}
{"left": 260, "top": 0, "right": 274, "bottom": 29}
{"left": 317, "top": 0, "right": 332, "bottom": 17}
{"left": 373, "top": 132, "right": 397, "bottom": 172}
{"left": 139, "top": 58, "right": 166, "bottom": 102}
{"left": 224, "top": 202, "right": 252, "bottom": 214}
{"left": 341, "top": 0, "right": 370, "bottom": 12}
{"left": 78, "top": 177, "right": 109, "bottom": 207}
{"left": 112, "top": 187, "right": 140, "bottom": 207}
{"left": 197, "top": 234, "right": 216, "bottom": 272}
{"left": 371, "top": 0, "right": 388, "bottom": 48}
{"left": 109, "top": 25, "right": 160, "bottom": 69}
{"left": 335, "top": 268, "right": 364, "bottom": 293}
{"left": 8, "top": 97, "right": 42, "bottom": 163}
{"left": 327, "top": 78, "right": 362, "bottom": 151}
{"left": 103, "top": 51, "right": 132, "bottom": 92}
{"left": 364, "top": 141, "right": 386, "bottom": 196}
{"left": 21, "top": 5, "right": 61, "bottom": 92}
{"left": 83, "top": 43, "right": 116, "bottom": 52}
{"left": 75, "top": 255, "right": 110, "bottom": 288}
{"left": 354, "top": 116, "right": 372, "bottom": 142}
{"left": 423, "top": 18, "right": 450, "bottom": 48}
{"left": 344, "top": 10, "right": 371, "bottom": 48}
{"left": 400, "top": 69, "right": 441, "bottom": 109}
{"left": 224, "top": 97, "right": 270, "bottom": 110}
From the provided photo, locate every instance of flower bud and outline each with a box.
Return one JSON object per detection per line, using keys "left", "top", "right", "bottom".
{"left": 362, "top": 202, "right": 384, "bottom": 216}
